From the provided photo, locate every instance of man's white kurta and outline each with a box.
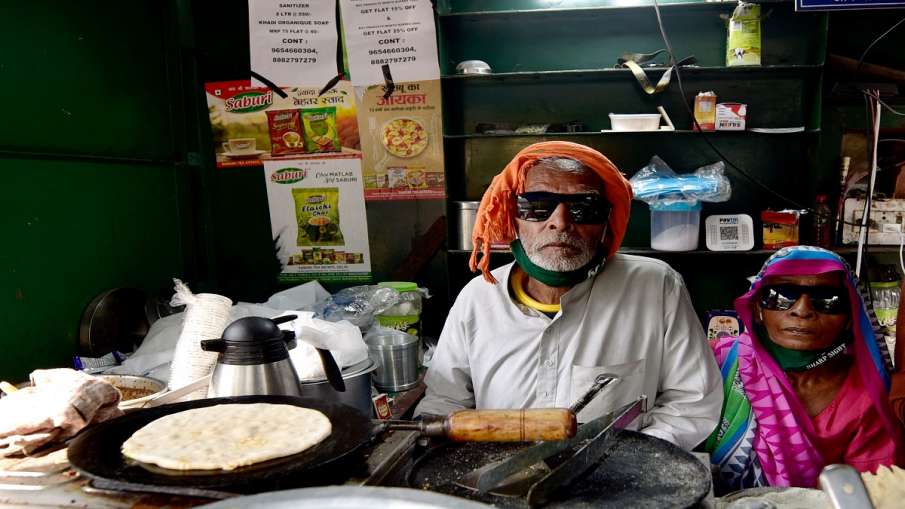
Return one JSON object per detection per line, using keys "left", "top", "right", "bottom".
{"left": 416, "top": 255, "right": 723, "bottom": 450}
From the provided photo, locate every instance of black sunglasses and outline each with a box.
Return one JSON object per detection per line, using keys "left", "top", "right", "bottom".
{"left": 759, "top": 284, "right": 849, "bottom": 315}
{"left": 515, "top": 192, "right": 611, "bottom": 225}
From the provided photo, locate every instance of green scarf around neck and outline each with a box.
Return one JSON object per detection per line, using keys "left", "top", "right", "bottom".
{"left": 510, "top": 239, "right": 605, "bottom": 288}
{"left": 755, "top": 323, "right": 850, "bottom": 372}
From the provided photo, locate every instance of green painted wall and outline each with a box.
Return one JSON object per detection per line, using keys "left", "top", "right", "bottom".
{"left": 2, "top": 0, "right": 903, "bottom": 380}
{"left": 0, "top": 1, "right": 191, "bottom": 381}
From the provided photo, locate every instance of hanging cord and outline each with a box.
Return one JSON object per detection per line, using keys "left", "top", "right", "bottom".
{"left": 855, "top": 91, "right": 882, "bottom": 279}
{"left": 854, "top": 16, "right": 905, "bottom": 82}
{"left": 648, "top": 0, "right": 900, "bottom": 235}
{"left": 851, "top": 18, "right": 904, "bottom": 276}
{"left": 649, "top": 0, "right": 808, "bottom": 211}
{"left": 899, "top": 229, "right": 905, "bottom": 276}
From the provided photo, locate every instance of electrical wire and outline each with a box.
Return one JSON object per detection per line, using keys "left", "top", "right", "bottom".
{"left": 859, "top": 88, "right": 905, "bottom": 116}
{"left": 649, "top": 0, "right": 810, "bottom": 212}
{"left": 878, "top": 98, "right": 905, "bottom": 117}
{"left": 854, "top": 18, "right": 905, "bottom": 282}
{"left": 899, "top": 229, "right": 905, "bottom": 276}
{"left": 854, "top": 16, "right": 905, "bottom": 82}
{"left": 856, "top": 91, "right": 881, "bottom": 278}
{"left": 648, "top": 0, "right": 896, "bottom": 236}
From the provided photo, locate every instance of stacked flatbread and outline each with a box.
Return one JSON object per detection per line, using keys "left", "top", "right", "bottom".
{"left": 861, "top": 465, "right": 905, "bottom": 509}
{"left": 122, "top": 403, "right": 331, "bottom": 470}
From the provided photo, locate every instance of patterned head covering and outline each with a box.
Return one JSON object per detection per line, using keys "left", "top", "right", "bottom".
{"left": 708, "top": 246, "right": 901, "bottom": 489}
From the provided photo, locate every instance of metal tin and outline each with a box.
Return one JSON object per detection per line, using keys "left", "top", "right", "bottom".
{"left": 453, "top": 201, "right": 480, "bottom": 251}
{"left": 368, "top": 333, "right": 420, "bottom": 392}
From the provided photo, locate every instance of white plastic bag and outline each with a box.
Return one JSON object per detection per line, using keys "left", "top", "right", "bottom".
{"left": 280, "top": 313, "right": 369, "bottom": 381}
{"left": 167, "top": 280, "right": 232, "bottom": 397}
{"left": 265, "top": 280, "right": 331, "bottom": 311}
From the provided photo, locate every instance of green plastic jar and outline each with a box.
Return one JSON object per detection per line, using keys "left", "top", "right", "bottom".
{"left": 376, "top": 281, "right": 423, "bottom": 365}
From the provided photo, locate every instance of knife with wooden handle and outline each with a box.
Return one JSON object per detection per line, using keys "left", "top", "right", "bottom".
{"left": 442, "top": 408, "right": 577, "bottom": 442}
{"left": 380, "top": 408, "right": 577, "bottom": 442}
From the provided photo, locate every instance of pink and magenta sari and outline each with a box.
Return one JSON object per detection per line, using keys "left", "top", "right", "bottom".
{"left": 706, "top": 246, "right": 902, "bottom": 490}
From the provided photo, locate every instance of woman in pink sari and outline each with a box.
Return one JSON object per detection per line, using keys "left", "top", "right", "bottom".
{"left": 706, "top": 246, "right": 903, "bottom": 493}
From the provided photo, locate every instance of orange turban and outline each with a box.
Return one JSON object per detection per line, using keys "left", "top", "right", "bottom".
{"left": 469, "top": 141, "right": 633, "bottom": 284}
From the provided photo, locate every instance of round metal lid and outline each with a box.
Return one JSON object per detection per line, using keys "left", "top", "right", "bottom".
{"left": 298, "top": 356, "right": 377, "bottom": 385}
{"left": 199, "top": 486, "right": 493, "bottom": 509}
{"left": 79, "top": 288, "right": 150, "bottom": 356}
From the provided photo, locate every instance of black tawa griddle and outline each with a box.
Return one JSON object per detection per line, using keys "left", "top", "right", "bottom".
{"left": 67, "top": 395, "right": 374, "bottom": 498}
{"left": 407, "top": 430, "right": 711, "bottom": 509}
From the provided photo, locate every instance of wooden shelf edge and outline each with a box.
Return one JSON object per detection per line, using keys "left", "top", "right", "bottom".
{"left": 439, "top": 0, "right": 793, "bottom": 19}
{"left": 441, "top": 65, "right": 823, "bottom": 82}
{"left": 443, "top": 129, "right": 819, "bottom": 140}
{"left": 445, "top": 246, "right": 901, "bottom": 256}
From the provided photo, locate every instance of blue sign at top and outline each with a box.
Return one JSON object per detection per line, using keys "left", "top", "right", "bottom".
{"left": 796, "top": 0, "right": 905, "bottom": 11}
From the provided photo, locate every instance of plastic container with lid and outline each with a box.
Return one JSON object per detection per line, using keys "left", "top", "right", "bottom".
{"left": 376, "top": 282, "right": 423, "bottom": 366}
{"left": 650, "top": 202, "right": 701, "bottom": 251}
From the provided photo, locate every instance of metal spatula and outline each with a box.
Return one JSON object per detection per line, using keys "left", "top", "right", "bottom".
{"left": 455, "top": 374, "right": 628, "bottom": 498}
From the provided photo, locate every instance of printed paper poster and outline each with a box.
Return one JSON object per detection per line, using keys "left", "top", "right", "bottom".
{"left": 339, "top": 0, "right": 440, "bottom": 87}
{"left": 248, "top": 0, "right": 339, "bottom": 87}
{"left": 205, "top": 80, "right": 360, "bottom": 168}
{"left": 357, "top": 80, "right": 444, "bottom": 200}
{"left": 264, "top": 157, "right": 372, "bottom": 283}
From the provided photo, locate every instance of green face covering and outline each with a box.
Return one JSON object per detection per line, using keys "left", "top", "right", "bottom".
{"left": 755, "top": 323, "right": 849, "bottom": 372}
{"left": 510, "top": 239, "right": 605, "bottom": 288}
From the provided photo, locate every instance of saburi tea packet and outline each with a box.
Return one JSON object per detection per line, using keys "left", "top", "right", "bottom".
{"left": 266, "top": 109, "right": 306, "bottom": 156}
{"left": 302, "top": 107, "right": 341, "bottom": 153}
{"left": 292, "top": 187, "right": 345, "bottom": 246}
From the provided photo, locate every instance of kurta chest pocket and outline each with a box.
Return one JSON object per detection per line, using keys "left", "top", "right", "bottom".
{"left": 570, "top": 359, "right": 645, "bottom": 423}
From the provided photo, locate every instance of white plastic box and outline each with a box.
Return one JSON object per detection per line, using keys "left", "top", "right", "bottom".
{"left": 609, "top": 113, "right": 661, "bottom": 132}
{"left": 650, "top": 202, "right": 702, "bottom": 251}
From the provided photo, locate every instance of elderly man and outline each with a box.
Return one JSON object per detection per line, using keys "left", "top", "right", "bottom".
{"left": 416, "top": 141, "right": 722, "bottom": 450}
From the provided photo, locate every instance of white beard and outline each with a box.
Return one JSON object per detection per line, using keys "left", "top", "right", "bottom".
{"left": 521, "top": 231, "right": 598, "bottom": 272}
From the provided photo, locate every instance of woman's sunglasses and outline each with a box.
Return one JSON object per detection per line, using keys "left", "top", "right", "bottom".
{"left": 515, "top": 192, "right": 611, "bottom": 224}
{"left": 759, "top": 284, "right": 849, "bottom": 315}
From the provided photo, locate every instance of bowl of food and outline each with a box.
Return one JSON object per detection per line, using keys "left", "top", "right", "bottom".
{"left": 97, "top": 375, "right": 167, "bottom": 409}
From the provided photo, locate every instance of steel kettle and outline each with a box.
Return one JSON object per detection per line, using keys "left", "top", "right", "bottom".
{"left": 200, "top": 315, "right": 304, "bottom": 398}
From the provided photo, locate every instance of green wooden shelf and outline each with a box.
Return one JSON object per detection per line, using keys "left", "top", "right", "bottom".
{"left": 442, "top": 65, "right": 824, "bottom": 83}
{"left": 443, "top": 129, "right": 819, "bottom": 139}
{"left": 447, "top": 248, "right": 775, "bottom": 256}
{"left": 447, "top": 246, "right": 903, "bottom": 256}
{"left": 438, "top": 0, "right": 794, "bottom": 18}
{"left": 438, "top": 0, "right": 831, "bottom": 311}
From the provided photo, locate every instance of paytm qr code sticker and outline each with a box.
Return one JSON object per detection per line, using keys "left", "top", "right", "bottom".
{"left": 706, "top": 214, "right": 754, "bottom": 251}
